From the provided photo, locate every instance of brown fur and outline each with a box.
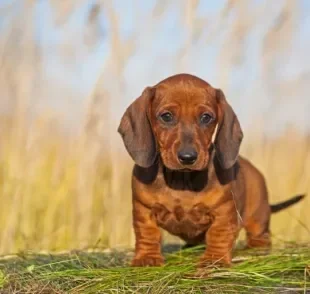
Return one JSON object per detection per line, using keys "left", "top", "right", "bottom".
{"left": 118, "top": 73, "right": 305, "bottom": 267}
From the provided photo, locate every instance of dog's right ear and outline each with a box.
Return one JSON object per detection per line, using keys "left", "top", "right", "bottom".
{"left": 118, "top": 87, "right": 157, "bottom": 168}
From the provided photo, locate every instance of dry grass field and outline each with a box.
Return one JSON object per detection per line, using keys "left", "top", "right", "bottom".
{"left": 0, "top": 118, "right": 309, "bottom": 256}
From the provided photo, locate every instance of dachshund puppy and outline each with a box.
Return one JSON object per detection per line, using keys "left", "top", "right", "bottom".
{"left": 118, "top": 73, "right": 305, "bottom": 267}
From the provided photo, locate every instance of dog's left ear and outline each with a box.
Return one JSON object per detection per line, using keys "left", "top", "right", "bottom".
{"left": 118, "top": 87, "right": 157, "bottom": 168}
{"left": 214, "top": 89, "right": 243, "bottom": 169}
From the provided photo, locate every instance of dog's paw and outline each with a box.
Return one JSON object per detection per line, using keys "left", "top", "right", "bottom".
{"left": 131, "top": 255, "right": 164, "bottom": 267}
{"left": 198, "top": 253, "right": 231, "bottom": 268}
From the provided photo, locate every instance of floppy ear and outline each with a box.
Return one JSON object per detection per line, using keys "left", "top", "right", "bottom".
{"left": 117, "top": 87, "right": 157, "bottom": 168}
{"left": 214, "top": 89, "right": 243, "bottom": 170}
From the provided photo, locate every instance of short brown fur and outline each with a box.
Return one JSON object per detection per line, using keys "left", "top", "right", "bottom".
{"left": 118, "top": 73, "right": 305, "bottom": 267}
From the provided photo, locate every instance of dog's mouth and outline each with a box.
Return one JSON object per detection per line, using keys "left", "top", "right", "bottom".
{"left": 179, "top": 168, "right": 195, "bottom": 172}
{"left": 160, "top": 153, "right": 212, "bottom": 172}
{"left": 164, "top": 165, "right": 206, "bottom": 173}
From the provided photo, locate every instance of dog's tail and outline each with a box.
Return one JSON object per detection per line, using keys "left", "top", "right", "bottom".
{"left": 270, "top": 194, "right": 306, "bottom": 213}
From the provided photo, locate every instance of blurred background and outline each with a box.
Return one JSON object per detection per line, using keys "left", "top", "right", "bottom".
{"left": 0, "top": 0, "right": 309, "bottom": 255}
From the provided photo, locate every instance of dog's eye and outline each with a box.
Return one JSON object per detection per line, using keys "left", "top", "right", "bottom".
{"left": 200, "top": 113, "right": 213, "bottom": 125}
{"left": 160, "top": 112, "right": 174, "bottom": 123}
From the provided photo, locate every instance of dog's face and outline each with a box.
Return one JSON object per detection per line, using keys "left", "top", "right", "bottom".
{"left": 149, "top": 83, "right": 218, "bottom": 171}
{"left": 118, "top": 74, "right": 243, "bottom": 171}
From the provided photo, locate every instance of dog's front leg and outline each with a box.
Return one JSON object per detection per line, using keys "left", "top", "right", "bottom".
{"left": 131, "top": 199, "right": 164, "bottom": 267}
{"left": 199, "top": 201, "right": 239, "bottom": 267}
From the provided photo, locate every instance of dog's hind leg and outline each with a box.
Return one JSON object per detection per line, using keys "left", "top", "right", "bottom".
{"left": 244, "top": 211, "right": 272, "bottom": 249}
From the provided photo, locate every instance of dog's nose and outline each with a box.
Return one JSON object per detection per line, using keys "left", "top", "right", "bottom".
{"left": 178, "top": 149, "right": 198, "bottom": 165}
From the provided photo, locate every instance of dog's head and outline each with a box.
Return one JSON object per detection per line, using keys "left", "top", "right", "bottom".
{"left": 118, "top": 74, "right": 243, "bottom": 171}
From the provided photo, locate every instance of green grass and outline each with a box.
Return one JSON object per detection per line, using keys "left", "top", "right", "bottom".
{"left": 0, "top": 244, "right": 309, "bottom": 293}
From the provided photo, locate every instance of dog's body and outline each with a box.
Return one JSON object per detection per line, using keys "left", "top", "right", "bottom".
{"left": 118, "top": 74, "right": 305, "bottom": 267}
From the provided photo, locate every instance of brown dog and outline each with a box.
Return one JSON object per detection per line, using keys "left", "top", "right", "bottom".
{"left": 118, "top": 73, "right": 305, "bottom": 267}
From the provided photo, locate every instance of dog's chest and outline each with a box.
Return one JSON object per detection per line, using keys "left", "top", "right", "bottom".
{"left": 150, "top": 195, "right": 214, "bottom": 239}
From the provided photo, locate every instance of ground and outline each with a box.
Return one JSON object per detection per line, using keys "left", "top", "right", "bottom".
{"left": 0, "top": 243, "right": 309, "bottom": 293}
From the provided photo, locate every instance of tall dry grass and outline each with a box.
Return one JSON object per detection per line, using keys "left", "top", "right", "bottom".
{"left": 0, "top": 0, "right": 308, "bottom": 255}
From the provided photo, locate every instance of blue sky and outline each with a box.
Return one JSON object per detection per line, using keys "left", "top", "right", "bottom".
{"left": 1, "top": 0, "right": 309, "bottom": 134}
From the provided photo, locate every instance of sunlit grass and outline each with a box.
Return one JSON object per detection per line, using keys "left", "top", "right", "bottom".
{"left": 0, "top": 244, "right": 309, "bottom": 293}
{"left": 0, "top": 118, "right": 119, "bottom": 254}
